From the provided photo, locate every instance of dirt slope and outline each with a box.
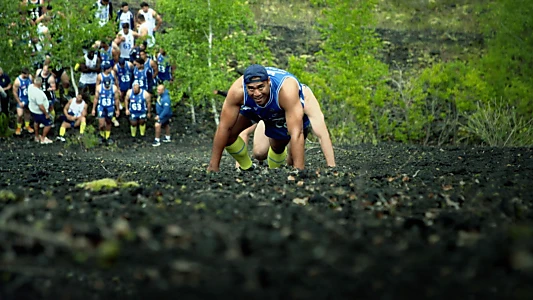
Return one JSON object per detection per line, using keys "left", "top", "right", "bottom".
{"left": 1, "top": 131, "right": 532, "bottom": 299}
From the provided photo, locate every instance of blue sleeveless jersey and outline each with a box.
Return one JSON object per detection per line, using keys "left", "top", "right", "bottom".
{"left": 117, "top": 64, "right": 133, "bottom": 91}
{"left": 100, "top": 72, "right": 115, "bottom": 86}
{"left": 98, "top": 85, "right": 115, "bottom": 107}
{"left": 129, "top": 91, "right": 147, "bottom": 114}
{"left": 133, "top": 67, "right": 149, "bottom": 91}
{"left": 241, "top": 67, "right": 309, "bottom": 139}
{"left": 18, "top": 76, "right": 32, "bottom": 102}
{"left": 157, "top": 54, "right": 172, "bottom": 81}
{"left": 100, "top": 47, "right": 114, "bottom": 67}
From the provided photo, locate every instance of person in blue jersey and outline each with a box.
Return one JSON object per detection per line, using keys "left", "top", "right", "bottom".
{"left": 152, "top": 84, "right": 172, "bottom": 147}
{"left": 208, "top": 64, "right": 309, "bottom": 172}
{"left": 156, "top": 48, "right": 173, "bottom": 84}
{"left": 237, "top": 85, "right": 336, "bottom": 168}
{"left": 132, "top": 57, "right": 150, "bottom": 92}
{"left": 96, "top": 61, "right": 118, "bottom": 89}
{"left": 139, "top": 49, "right": 157, "bottom": 92}
{"left": 114, "top": 58, "right": 134, "bottom": 111}
{"left": 91, "top": 77, "right": 120, "bottom": 145}
{"left": 124, "top": 81, "right": 151, "bottom": 139}
{"left": 98, "top": 40, "right": 118, "bottom": 70}
{"left": 12, "top": 67, "right": 35, "bottom": 135}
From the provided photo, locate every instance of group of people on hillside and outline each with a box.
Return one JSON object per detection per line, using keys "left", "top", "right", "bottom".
{"left": 2, "top": 0, "right": 174, "bottom": 146}
{"left": 4, "top": 1, "right": 336, "bottom": 170}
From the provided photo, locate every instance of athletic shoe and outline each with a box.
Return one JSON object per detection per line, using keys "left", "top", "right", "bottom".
{"left": 98, "top": 136, "right": 105, "bottom": 145}
{"left": 25, "top": 126, "right": 34, "bottom": 133}
{"left": 34, "top": 136, "right": 41, "bottom": 142}
{"left": 40, "top": 137, "right": 53, "bottom": 144}
{"left": 112, "top": 119, "right": 120, "bottom": 127}
{"left": 15, "top": 128, "right": 21, "bottom": 135}
{"left": 162, "top": 136, "right": 171, "bottom": 143}
{"left": 238, "top": 163, "right": 256, "bottom": 172}
{"left": 106, "top": 138, "right": 114, "bottom": 146}
{"left": 56, "top": 136, "right": 66, "bottom": 142}
{"left": 152, "top": 139, "right": 160, "bottom": 147}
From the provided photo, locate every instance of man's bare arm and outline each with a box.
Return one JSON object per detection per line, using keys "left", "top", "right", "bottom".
{"left": 279, "top": 79, "right": 306, "bottom": 170}
{"left": 303, "top": 87, "right": 335, "bottom": 167}
{"left": 12, "top": 79, "right": 21, "bottom": 104}
{"left": 207, "top": 78, "right": 245, "bottom": 172}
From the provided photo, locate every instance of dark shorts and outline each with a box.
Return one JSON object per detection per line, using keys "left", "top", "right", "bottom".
{"left": 79, "top": 82, "right": 96, "bottom": 95}
{"left": 97, "top": 105, "right": 115, "bottom": 119}
{"left": 31, "top": 112, "right": 53, "bottom": 127}
{"left": 157, "top": 116, "right": 171, "bottom": 126}
{"left": 239, "top": 108, "right": 310, "bottom": 140}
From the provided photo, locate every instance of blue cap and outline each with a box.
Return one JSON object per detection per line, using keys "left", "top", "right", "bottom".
{"left": 243, "top": 64, "right": 269, "bottom": 84}
{"left": 102, "top": 61, "right": 111, "bottom": 70}
{"left": 119, "top": 58, "right": 126, "bottom": 65}
{"left": 103, "top": 77, "right": 111, "bottom": 87}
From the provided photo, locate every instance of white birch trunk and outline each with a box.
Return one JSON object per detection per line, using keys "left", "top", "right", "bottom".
{"left": 70, "top": 66, "right": 78, "bottom": 96}
{"left": 207, "top": 0, "right": 220, "bottom": 126}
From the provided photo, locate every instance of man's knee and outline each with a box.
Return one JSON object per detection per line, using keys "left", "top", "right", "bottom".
{"left": 154, "top": 122, "right": 161, "bottom": 129}
{"left": 253, "top": 149, "right": 268, "bottom": 161}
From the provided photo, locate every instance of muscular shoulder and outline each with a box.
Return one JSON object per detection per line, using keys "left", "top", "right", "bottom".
{"left": 278, "top": 77, "right": 300, "bottom": 107}
{"left": 225, "top": 76, "right": 245, "bottom": 105}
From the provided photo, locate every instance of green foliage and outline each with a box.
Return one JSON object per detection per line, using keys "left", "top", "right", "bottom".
{"left": 476, "top": 0, "right": 533, "bottom": 115}
{"left": 0, "top": 114, "right": 13, "bottom": 138}
{"left": 65, "top": 125, "right": 99, "bottom": 149}
{"left": 462, "top": 100, "right": 533, "bottom": 147}
{"left": 289, "top": 0, "right": 389, "bottom": 144}
{"left": 156, "top": 0, "right": 273, "bottom": 107}
{"left": 0, "top": 0, "right": 115, "bottom": 75}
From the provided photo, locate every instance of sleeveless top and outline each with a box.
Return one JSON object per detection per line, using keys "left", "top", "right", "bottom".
{"left": 37, "top": 70, "right": 55, "bottom": 100}
{"left": 18, "top": 76, "right": 32, "bottom": 101}
{"left": 118, "top": 30, "right": 134, "bottom": 59}
{"left": 157, "top": 54, "right": 172, "bottom": 81}
{"left": 68, "top": 99, "right": 86, "bottom": 117}
{"left": 98, "top": 84, "right": 115, "bottom": 107}
{"left": 117, "top": 63, "right": 133, "bottom": 91}
{"left": 242, "top": 67, "right": 310, "bottom": 130}
{"left": 139, "top": 8, "right": 156, "bottom": 30}
{"left": 129, "top": 90, "right": 147, "bottom": 114}
{"left": 80, "top": 54, "right": 98, "bottom": 84}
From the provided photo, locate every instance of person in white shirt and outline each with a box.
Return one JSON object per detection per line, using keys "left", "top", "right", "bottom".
{"left": 136, "top": 2, "right": 162, "bottom": 33}
{"left": 133, "top": 14, "right": 155, "bottom": 48}
{"left": 116, "top": 2, "right": 134, "bottom": 32}
{"left": 94, "top": 0, "right": 113, "bottom": 27}
{"left": 115, "top": 23, "right": 135, "bottom": 61}
{"left": 28, "top": 77, "right": 53, "bottom": 144}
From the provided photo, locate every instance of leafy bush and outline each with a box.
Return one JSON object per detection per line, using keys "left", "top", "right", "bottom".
{"left": 461, "top": 100, "right": 533, "bottom": 147}
{"left": 289, "top": 0, "right": 390, "bottom": 144}
{"left": 65, "top": 125, "right": 99, "bottom": 149}
{"left": 0, "top": 114, "right": 13, "bottom": 138}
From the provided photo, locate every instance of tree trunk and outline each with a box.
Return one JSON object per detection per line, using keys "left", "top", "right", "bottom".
{"left": 207, "top": 0, "right": 220, "bottom": 126}
{"left": 70, "top": 66, "right": 78, "bottom": 96}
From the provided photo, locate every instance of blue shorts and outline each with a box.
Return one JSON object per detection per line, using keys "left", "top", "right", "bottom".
{"left": 129, "top": 112, "right": 146, "bottom": 121}
{"left": 157, "top": 116, "right": 171, "bottom": 126}
{"left": 97, "top": 105, "right": 115, "bottom": 119}
{"left": 16, "top": 98, "right": 29, "bottom": 109}
{"left": 238, "top": 108, "right": 310, "bottom": 140}
{"left": 31, "top": 112, "right": 53, "bottom": 127}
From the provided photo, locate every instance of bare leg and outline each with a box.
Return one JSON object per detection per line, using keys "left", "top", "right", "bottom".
{"left": 155, "top": 122, "right": 161, "bottom": 139}
{"left": 251, "top": 121, "right": 269, "bottom": 161}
